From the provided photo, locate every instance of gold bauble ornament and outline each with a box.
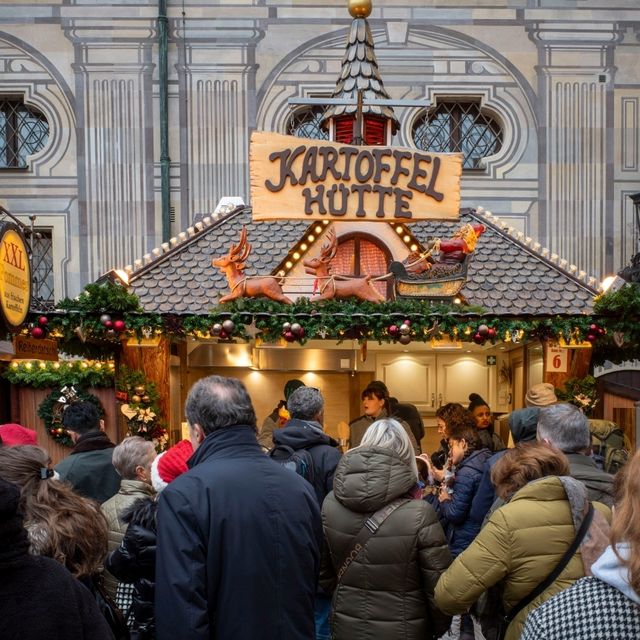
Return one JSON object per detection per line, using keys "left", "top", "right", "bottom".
{"left": 348, "top": 0, "right": 372, "bottom": 19}
{"left": 141, "top": 395, "right": 151, "bottom": 404}
{"left": 131, "top": 394, "right": 142, "bottom": 404}
{"left": 134, "top": 385, "right": 146, "bottom": 395}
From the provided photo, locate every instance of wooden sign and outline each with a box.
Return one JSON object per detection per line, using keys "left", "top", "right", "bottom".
{"left": 250, "top": 131, "right": 462, "bottom": 222}
{"left": 545, "top": 345, "right": 568, "bottom": 374}
{"left": 13, "top": 335, "right": 58, "bottom": 361}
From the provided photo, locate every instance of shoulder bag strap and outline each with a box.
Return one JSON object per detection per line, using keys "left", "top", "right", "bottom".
{"left": 504, "top": 502, "right": 595, "bottom": 626}
{"left": 336, "top": 497, "right": 409, "bottom": 582}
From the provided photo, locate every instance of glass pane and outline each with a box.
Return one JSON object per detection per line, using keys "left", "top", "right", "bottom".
{"left": 0, "top": 100, "right": 49, "bottom": 168}
{"left": 287, "top": 107, "right": 329, "bottom": 140}
{"left": 413, "top": 102, "right": 502, "bottom": 170}
{"left": 31, "top": 231, "right": 54, "bottom": 303}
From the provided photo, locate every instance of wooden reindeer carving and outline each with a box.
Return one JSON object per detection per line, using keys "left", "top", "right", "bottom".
{"left": 212, "top": 227, "right": 293, "bottom": 304}
{"left": 303, "top": 228, "right": 386, "bottom": 303}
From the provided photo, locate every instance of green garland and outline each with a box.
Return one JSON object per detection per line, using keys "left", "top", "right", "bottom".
{"left": 3, "top": 359, "right": 115, "bottom": 388}
{"left": 38, "top": 387, "right": 105, "bottom": 448}
{"left": 10, "top": 282, "right": 639, "bottom": 366}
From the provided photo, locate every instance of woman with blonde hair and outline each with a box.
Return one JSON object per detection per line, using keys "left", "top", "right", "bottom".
{"left": 320, "top": 418, "right": 452, "bottom": 640}
{"left": 522, "top": 450, "right": 640, "bottom": 638}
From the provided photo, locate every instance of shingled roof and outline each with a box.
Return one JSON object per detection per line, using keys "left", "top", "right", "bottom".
{"left": 126, "top": 207, "right": 597, "bottom": 316}
{"left": 321, "top": 16, "right": 400, "bottom": 132}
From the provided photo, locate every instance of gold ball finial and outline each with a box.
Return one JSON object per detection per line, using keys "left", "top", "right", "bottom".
{"left": 348, "top": 0, "right": 372, "bottom": 19}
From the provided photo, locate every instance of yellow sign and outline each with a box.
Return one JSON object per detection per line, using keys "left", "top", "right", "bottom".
{"left": 0, "top": 224, "right": 31, "bottom": 329}
{"left": 250, "top": 131, "right": 462, "bottom": 222}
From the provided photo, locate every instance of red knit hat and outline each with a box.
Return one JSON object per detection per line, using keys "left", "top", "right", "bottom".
{"left": 151, "top": 439, "right": 193, "bottom": 492}
{"left": 0, "top": 423, "right": 38, "bottom": 447}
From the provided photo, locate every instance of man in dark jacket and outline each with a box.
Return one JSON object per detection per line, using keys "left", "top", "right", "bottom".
{"left": 55, "top": 401, "right": 120, "bottom": 503}
{"left": 272, "top": 386, "right": 342, "bottom": 506}
{"left": 537, "top": 402, "right": 615, "bottom": 507}
{"left": 272, "top": 386, "right": 341, "bottom": 640}
{"left": 155, "top": 375, "right": 322, "bottom": 640}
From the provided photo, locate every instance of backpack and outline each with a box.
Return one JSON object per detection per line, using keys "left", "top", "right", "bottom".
{"left": 269, "top": 444, "right": 315, "bottom": 483}
{"left": 589, "top": 419, "right": 631, "bottom": 474}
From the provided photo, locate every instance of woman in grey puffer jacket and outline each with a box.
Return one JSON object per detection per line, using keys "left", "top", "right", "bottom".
{"left": 320, "top": 418, "right": 452, "bottom": 640}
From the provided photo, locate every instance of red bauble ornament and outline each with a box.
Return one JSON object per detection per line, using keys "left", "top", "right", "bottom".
{"left": 590, "top": 324, "right": 597, "bottom": 331}
{"left": 403, "top": 319, "right": 411, "bottom": 326}
{"left": 219, "top": 330, "right": 228, "bottom": 339}
{"left": 296, "top": 327, "right": 305, "bottom": 339}
{"left": 38, "top": 316, "right": 49, "bottom": 327}
{"left": 487, "top": 327, "right": 497, "bottom": 339}
{"left": 31, "top": 326, "right": 45, "bottom": 339}
{"left": 104, "top": 320, "right": 113, "bottom": 329}
{"left": 586, "top": 333, "right": 597, "bottom": 342}
{"left": 597, "top": 327, "right": 605, "bottom": 336}
{"left": 283, "top": 331, "right": 296, "bottom": 342}
{"left": 113, "top": 320, "right": 126, "bottom": 332}
{"left": 388, "top": 324, "right": 399, "bottom": 336}
{"left": 473, "top": 333, "right": 485, "bottom": 344}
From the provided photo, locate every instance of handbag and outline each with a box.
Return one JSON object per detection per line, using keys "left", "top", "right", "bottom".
{"left": 336, "top": 497, "right": 409, "bottom": 581}
{"left": 93, "top": 575, "right": 130, "bottom": 640}
{"left": 477, "top": 502, "right": 595, "bottom": 640}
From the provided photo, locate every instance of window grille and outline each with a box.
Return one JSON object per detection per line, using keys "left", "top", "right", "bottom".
{"left": 412, "top": 101, "right": 502, "bottom": 170}
{"left": 286, "top": 107, "right": 329, "bottom": 140}
{"left": 30, "top": 230, "right": 54, "bottom": 305}
{"left": 0, "top": 99, "right": 49, "bottom": 169}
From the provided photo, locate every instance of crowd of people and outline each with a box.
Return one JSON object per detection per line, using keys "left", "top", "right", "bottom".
{"left": 1, "top": 377, "right": 639, "bottom": 640}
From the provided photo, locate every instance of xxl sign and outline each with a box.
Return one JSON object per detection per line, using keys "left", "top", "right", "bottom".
{"left": 250, "top": 132, "right": 462, "bottom": 222}
{"left": 0, "top": 222, "right": 32, "bottom": 329}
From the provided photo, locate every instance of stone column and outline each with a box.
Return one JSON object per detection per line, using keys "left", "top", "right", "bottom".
{"left": 174, "top": 19, "right": 263, "bottom": 223}
{"left": 64, "top": 17, "right": 157, "bottom": 283}
{"left": 529, "top": 22, "right": 622, "bottom": 277}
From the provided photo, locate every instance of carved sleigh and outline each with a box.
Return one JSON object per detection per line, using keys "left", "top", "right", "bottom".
{"left": 389, "top": 255, "right": 471, "bottom": 300}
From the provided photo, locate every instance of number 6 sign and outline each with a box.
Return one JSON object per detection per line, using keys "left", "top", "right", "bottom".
{"left": 545, "top": 346, "right": 568, "bottom": 373}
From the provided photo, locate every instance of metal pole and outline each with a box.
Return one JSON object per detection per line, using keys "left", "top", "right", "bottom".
{"left": 159, "top": 0, "right": 171, "bottom": 242}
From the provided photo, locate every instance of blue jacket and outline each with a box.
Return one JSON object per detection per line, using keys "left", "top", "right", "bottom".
{"left": 428, "top": 448, "right": 492, "bottom": 556}
{"left": 155, "top": 425, "right": 322, "bottom": 640}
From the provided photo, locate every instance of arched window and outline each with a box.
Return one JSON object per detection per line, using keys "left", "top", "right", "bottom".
{"left": 0, "top": 98, "right": 49, "bottom": 169}
{"left": 286, "top": 106, "right": 329, "bottom": 140}
{"left": 329, "top": 234, "right": 392, "bottom": 299}
{"left": 412, "top": 100, "right": 502, "bottom": 170}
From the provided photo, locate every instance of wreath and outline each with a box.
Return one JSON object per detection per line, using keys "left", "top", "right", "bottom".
{"left": 38, "top": 386, "right": 105, "bottom": 448}
{"left": 117, "top": 366, "right": 168, "bottom": 451}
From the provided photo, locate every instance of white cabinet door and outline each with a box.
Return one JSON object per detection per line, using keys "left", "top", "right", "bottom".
{"left": 436, "top": 353, "right": 494, "bottom": 408}
{"left": 376, "top": 354, "right": 437, "bottom": 413}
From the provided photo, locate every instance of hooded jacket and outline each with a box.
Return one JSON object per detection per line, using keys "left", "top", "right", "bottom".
{"left": 435, "top": 476, "right": 612, "bottom": 640}
{"left": 321, "top": 446, "right": 452, "bottom": 640}
{"left": 521, "top": 544, "right": 640, "bottom": 639}
{"left": 272, "top": 418, "right": 342, "bottom": 506}
{"left": 155, "top": 425, "right": 322, "bottom": 640}
{"left": 565, "top": 452, "right": 615, "bottom": 508}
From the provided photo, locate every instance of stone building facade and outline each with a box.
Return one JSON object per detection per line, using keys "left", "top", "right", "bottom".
{"left": 0, "top": 0, "right": 638, "bottom": 300}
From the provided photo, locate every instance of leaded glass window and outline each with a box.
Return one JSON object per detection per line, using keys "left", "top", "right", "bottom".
{"left": 286, "top": 107, "right": 329, "bottom": 140}
{"left": 412, "top": 101, "right": 502, "bottom": 170}
{"left": 31, "top": 230, "right": 54, "bottom": 305}
{"left": 0, "top": 99, "right": 49, "bottom": 169}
